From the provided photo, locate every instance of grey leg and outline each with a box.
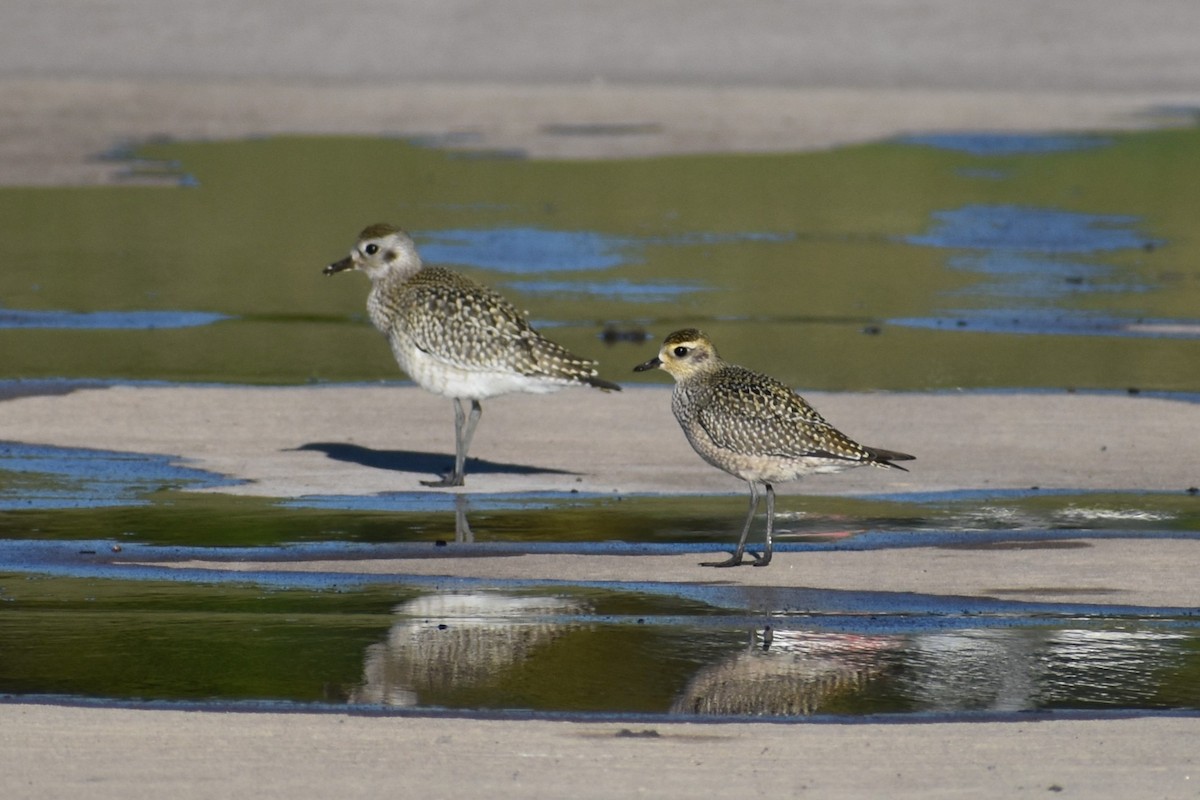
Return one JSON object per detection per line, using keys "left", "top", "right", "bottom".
{"left": 422, "top": 398, "right": 483, "bottom": 487}
{"left": 454, "top": 493, "right": 474, "bottom": 543}
{"left": 761, "top": 624, "right": 774, "bottom": 651}
{"left": 752, "top": 482, "right": 775, "bottom": 566}
{"left": 459, "top": 399, "right": 483, "bottom": 468}
{"left": 703, "top": 481, "right": 760, "bottom": 567}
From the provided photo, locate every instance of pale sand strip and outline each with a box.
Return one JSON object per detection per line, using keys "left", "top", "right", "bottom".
{"left": 2, "top": 704, "right": 1197, "bottom": 800}
{"left": 2, "top": 385, "right": 1197, "bottom": 499}
{"left": 4, "top": 78, "right": 1199, "bottom": 185}
{"left": 8, "top": 383, "right": 1200, "bottom": 607}
{"left": 148, "top": 537, "right": 1200, "bottom": 610}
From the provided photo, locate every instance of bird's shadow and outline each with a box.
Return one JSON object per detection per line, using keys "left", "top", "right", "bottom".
{"left": 295, "top": 442, "right": 578, "bottom": 478}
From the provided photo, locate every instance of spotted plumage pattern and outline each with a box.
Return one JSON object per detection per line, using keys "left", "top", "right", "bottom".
{"left": 372, "top": 265, "right": 609, "bottom": 387}
{"left": 325, "top": 223, "right": 618, "bottom": 487}
{"left": 654, "top": 328, "right": 909, "bottom": 480}
{"left": 635, "top": 328, "right": 913, "bottom": 566}
{"left": 676, "top": 360, "right": 894, "bottom": 474}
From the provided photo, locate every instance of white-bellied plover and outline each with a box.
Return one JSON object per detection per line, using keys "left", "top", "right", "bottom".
{"left": 634, "top": 328, "right": 913, "bottom": 567}
{"left": 325, "top": 223, "right": 620, "bottom": 487}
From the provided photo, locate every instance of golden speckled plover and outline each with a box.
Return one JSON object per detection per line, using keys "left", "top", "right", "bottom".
{"left": 325, "top": 223, "right": 620, "bottom": 487}
{"left": 635, "top": 328, "right": 913, "bottom": 567}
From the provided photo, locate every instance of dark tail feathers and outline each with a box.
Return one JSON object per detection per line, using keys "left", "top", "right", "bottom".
{"left": 586, "top": 375, "right": 622, "bottom": 392}
{"left": 867, "top": 447, "right": 915, "bottom": 471}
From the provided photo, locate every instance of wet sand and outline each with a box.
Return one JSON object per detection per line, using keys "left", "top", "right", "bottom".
{"left": 151, "top": 538, "right": 1200, "bottom": 610}
{"left": 3, "top": 704, "right": 1198, "bottom": 800}
{"left": 5, "top": 1, "right": 1200, "bottom": 797}
{"left": 5, "top": 1, "right": 1200, "bottom": 184}
{"left": 2, "top": 384, "right": 1197, "bottom": 499}
{"left": 3, "top": 382, "right": 1198, "bottom": 613}
{"left": 6, "top": 78, "right": 1199, "bottom": 185}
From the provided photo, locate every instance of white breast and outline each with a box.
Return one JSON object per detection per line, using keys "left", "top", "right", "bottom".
{"left": 393, "top": 340, "right": 569, "bottom": 400}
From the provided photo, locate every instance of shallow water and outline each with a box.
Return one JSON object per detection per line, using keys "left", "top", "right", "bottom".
{"left": 1, "top": 443, "right": 1197, "bottom": 547}
{"left": 1, "top": 129, "right": 1198, "bottom": 389}
{"left": 2, "top": 571, "right": 1198, "bottom": 717}
{"left": 1, "top": 128, "right": 1199, "bottom": 718}
{"left": 2, "top": 481, "right": 1198, "bottom": 717}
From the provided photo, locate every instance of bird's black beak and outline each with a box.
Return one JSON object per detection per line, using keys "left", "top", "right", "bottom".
{"left": 633, "top": 356, "right": 662, "bottom": 372}
{"left": 323, "top": 256, "right": 354, "bottom": 276}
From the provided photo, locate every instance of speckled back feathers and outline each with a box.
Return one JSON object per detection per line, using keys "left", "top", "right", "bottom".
{"left": 326, "top": 224, "right": 616, "bottom": 391}
{"left": 650, "top": 328, "right": 912, "bottom": 475}
{"left": 676, "top": 363, "right": 886, "bottom": 465}
{"left": 370, "top": 265, "right": 608, "bottom": 384}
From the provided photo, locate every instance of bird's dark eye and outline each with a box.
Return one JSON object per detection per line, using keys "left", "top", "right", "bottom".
{"left": 673, "top": 346, "right": 689, "bottom": 357}
{"left": 364, "top": 243, "right": 379, "bottom": 255}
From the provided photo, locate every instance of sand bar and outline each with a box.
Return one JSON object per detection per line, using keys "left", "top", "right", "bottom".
{"left": 1, "top": 704, "right": 1196, "bottom": 800}
{"left": 4, "top": 1, "right": 1200, "bottom": 184}
{"left": 5, "top": 2, "right": 1200, "bottom": 797}
{"left": 2, "top": 384, "right": 1197, "bottom": 499}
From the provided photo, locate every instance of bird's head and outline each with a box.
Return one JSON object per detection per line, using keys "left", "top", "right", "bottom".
{"left": 633, "top": 328, "right": 720, "bottom": 381}
{"left": 323, "top": 223, "right": 422, "bottom": 281}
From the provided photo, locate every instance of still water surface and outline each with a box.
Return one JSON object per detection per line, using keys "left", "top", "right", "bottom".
{"left": 3, "top": 570, "right": 1198, "bottom": 718}
{"left": 1, "top": 128, "right": 1199, "bottom": 717}
{"left": 1, "top": 128, "right": 1197, "bottom": 389}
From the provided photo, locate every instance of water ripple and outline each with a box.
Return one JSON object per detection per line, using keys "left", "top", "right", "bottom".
{"left": 0, "top": 309, "right": 229, "bottom": 330}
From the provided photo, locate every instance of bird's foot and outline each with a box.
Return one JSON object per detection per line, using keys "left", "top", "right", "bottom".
{"left": 701, "top": 554, "right": 746, "bottom": 568}
{"left": 702, "top": 550, "right": 771, "bottom": 568}
{"left": 421, "top": 473, "right": 465, "bottom": 488}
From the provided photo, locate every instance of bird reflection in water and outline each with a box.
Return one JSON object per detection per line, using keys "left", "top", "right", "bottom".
{"left": 348, "top": 592, "right": 587, "bottom": 706}
{"left": 671, "top": 629, "right": 902, "bottom": 716}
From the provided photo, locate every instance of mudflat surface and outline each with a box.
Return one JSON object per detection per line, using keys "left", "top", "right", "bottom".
{"left": 2, "top": 384, "right": 1196, "bottom": 499}
{"left": 2, "top": 383, "right": 1195, "bottom": 609}
{"left": 3, "top": 704, "right": 1199, "bottom": 800}
{"left": 5, "top": 2, "right": 1200, "bottom": 798}
{"left": 3, "top": 1, "right": 1200, "bottom": 183}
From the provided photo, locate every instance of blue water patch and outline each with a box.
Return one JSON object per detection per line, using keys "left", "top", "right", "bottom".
{"left": 955, "top": 167, "right": 1010, "bottom": 181}
{"left": 0, "top": 309, "right": 230, "bottom": 330}
{"left": 948, "top": 252, "right": 1106, "bottom": 279}
{"left": 418, "top": 228, "right": 637, "bottom": 273}
{"left": 505, "top": 278, "right": 708, "bottom": 302}
{"left": 906, "top": 204, "right": 1153, "bottom": 254}
{"left": 889, "top": 310, "right": 1200, "bottom": 339}
{"left": 942, "top": 253, "right": 1149, "bottom": 300}
{"left": 903, "top": 204, "right": 1165, "bottom": 334}
{"left": 416, "top": 227, "right": 791, "bottom": 274}
{"left": 284, "top": 491, "right": 604, "bottom": 513}
{"left": 0, "top": 441, "right": 237, "bottom": 509}
{"left": 899, "top": 133, "right": 1113, "bottom": 156}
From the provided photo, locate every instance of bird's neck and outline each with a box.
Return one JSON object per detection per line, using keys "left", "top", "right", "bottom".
{"left": 371, "top": 261, "right": 423, "bottom": 290}
{"left": 676, "top": 356, "right": 725, "bottom": 383}
{"left": 366, "top": 266, "right": 420, "bottom": 330}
